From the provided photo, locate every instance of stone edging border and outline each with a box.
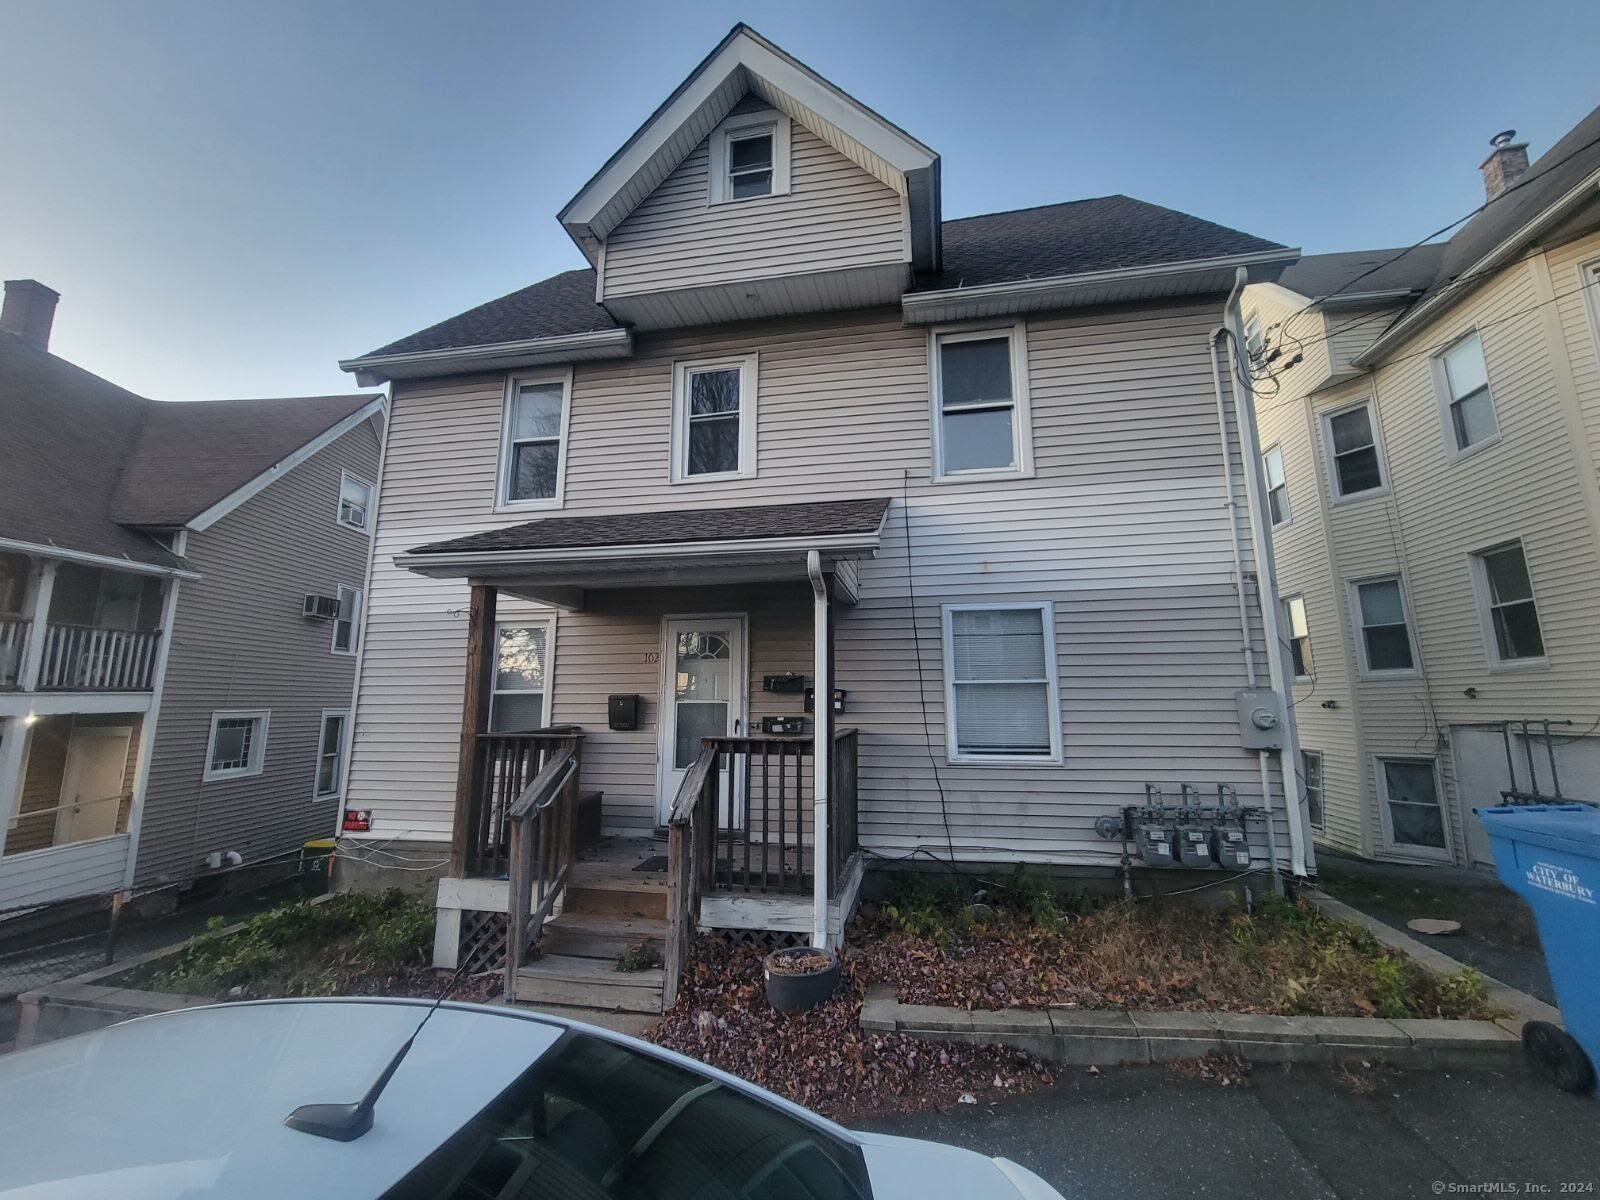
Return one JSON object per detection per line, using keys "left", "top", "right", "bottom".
{"left": 859, "top": 986, "right": 1522, "bottom": 1068}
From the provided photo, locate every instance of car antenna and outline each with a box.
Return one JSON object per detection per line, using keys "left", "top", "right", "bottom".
{"left": 284, "top": 958, "right": 474, "bottom": 1143}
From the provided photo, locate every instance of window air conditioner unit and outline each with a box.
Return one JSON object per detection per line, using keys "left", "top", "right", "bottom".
{"left": 303, "top": 593, "right": 341, "bottom": 620}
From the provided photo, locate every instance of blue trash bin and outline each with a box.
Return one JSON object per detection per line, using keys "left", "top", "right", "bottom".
{"left": 1476, "top": 803, "right": 1600, "bottom": 1093}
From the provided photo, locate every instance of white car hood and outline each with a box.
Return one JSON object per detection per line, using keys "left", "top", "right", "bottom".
{"left": 857, "top": 1131, "right": 1065, "bottom": 1200}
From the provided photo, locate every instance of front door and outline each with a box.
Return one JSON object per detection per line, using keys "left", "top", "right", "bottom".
{"left": 657, "top": 615, "right": 747, "bottom": 826}
{"left": 55, "top": 725, "right": 133, "bottom": 845}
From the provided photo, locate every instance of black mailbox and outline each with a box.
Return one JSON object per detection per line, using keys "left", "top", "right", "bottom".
{"left": 608, "top": 694, "right": 640, "bottom": 731}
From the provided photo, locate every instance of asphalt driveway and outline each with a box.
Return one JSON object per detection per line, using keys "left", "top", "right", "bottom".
{"left": 853, "top": 1062, "right": 1599, "bottom": 1199}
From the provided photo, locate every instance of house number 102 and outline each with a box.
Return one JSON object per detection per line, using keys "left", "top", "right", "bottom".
{"left": 643, "top": 652, "right": 661, "bottom": 663}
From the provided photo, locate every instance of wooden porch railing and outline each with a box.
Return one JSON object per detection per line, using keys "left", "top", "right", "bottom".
{"left": 0, "top": 615, "right": 26, "bottom": 690}
{"left": 663, "top": 730, "right": 860, "bottom": 1007}
{"left": 37, "top": 623, "right": 160, "bottom": 691}
{"left": 502, "top": 743, "right": 582, "bottom": 999}
{"left": 457, "top": 728, "right": 583, "bottom": 878}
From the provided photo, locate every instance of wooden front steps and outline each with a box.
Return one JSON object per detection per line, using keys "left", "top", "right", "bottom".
{"left": 514, "top": 953, "right": 664, "bottom": 1014}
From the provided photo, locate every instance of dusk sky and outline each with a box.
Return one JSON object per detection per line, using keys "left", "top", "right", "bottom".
{"left": 3, "top": 0, "right": 1597, "bottom": 401}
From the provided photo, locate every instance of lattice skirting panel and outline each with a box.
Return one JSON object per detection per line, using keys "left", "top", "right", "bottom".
{"left": 705, "top": 927, "right": 809, "bottom": 954}
{"left": 458, "top": 911, "right": 508, "bottom": 974}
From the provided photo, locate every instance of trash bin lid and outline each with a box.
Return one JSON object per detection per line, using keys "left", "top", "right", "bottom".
{"left": 1476, "top": 804, "right": 1600, "bottom": 858}
{"left": 302, "top": 837, "right": 337, "bottom": 851}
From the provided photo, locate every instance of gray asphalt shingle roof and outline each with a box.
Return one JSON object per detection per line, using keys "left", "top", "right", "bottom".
{"left": 1277, "top": 245, "right": 1447, "bottom": 301}
{"left": 0, "top": 333, "right": 378, "bottom": 566}
{"left": 361, "top": 195, "right": 1286, "bottom": 358}
{"left": 408, "top": 497, "right": 891, "bottom": 557}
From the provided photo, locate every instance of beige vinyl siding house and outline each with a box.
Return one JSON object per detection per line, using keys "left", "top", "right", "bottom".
{"left": 133, "top": 421, "right": 381, "bottom": 888}
{"left": 1248, "top": 110, "right": 1600, "bottom": 867}
{"left": 338, "top": 25, "right": 1309, "bottom": 993}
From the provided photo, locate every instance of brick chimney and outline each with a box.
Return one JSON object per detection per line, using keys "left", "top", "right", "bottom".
{"left": 1480, "top": 130, "right": 1531, "bottom": 202}
{"left": 1, "top": 279, "right": 60, "bottom": 352}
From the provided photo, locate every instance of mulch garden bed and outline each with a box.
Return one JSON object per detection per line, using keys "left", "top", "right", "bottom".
{"left": 648, "top": 939, "right": 1054, "bottom": 1120}
{"left": 854, "top": 877, "right": 1501, "bottom": 1020}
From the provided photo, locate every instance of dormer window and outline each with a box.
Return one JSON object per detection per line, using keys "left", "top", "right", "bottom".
{"left": 708, "top": 111, "right": 791, "bottom": 205}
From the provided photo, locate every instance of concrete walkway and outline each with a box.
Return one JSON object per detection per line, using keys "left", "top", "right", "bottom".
{"left": 855, "top": 1063, "right": 1600, "bottom": 1199}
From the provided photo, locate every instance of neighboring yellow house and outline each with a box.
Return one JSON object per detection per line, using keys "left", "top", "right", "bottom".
{"left": 1249, "top": 108, "right": 1600, "bottom": 868}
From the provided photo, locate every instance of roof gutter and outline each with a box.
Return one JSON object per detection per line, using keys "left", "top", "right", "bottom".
{"left": 1352, "top": 169, "right": 1600, "bottom": 368}
{"left": 338, "top": 328, "right": 634, "bottom": 387}
{"left": 0, "top": 536, "right": 199, "bottom": 580}
{"left": 395, "top": 528, "right": 885, "bottom": 575}
{"left": 901, "top": 247, "right": 1300, "bottom": 324}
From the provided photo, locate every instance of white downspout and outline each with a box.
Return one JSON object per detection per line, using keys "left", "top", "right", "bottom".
{"left": 1216, "top": 267, "right": 1309, "bottom": 878}
{"left": 806, "top": 550, "right": 830, "bottom": 951}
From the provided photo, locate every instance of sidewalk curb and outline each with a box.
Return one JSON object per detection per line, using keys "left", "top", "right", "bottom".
{"left": 860, "top": 986, "right": 1524, "bottom": 1070}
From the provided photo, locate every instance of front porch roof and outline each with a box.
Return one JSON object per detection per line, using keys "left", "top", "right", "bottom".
{"left": 395, "top": 497, "right": 889, "bottom": 606}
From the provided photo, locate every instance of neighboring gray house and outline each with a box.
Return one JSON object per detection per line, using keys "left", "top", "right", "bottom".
{"left": 0, "top": 279, "right": 383, "bottom": 909}
{"left": 1248, "top": 107, "right": 1600, "bottom": 868}
{"left": 338, "top": 26, "right": 1312, "bottom": 1009}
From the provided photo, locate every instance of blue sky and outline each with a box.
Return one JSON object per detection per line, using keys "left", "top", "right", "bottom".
{"left": 2, "top": 0, "right": 1596, "bottom": 400}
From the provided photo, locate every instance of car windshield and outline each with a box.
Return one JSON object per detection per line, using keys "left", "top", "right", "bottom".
{"left": 383, "top": 1031, "right": 872, "bottom": 1200}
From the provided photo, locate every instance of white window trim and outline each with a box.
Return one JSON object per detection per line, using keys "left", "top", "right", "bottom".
{"left": 940, "top": 601, "right": 1063, "bottom": 766}
{"left": 1468, "top": 538, "right": 1549, "bottom": 672}
{"left": 490, "top": 616, "right": 558, "bottom": 732}
{"left": 312, "top": 708, "right": 349, "bottom": 801}
{"left": 928, "top": 321, "right": 1035, "bottom": 484}
{"left": 707, "top": 110, "right": 791, "bottom": 205}
{"left": 1283, "top": 594, "right": 1313, "bottom": 681}
{"left": 669, "top": 354, "right": 759, "bottom": 483}
{"left": 1347, "top": 573, "right": 1419, "bottom": 678}
{"left": 1263, "top": 444, "right": 1291, "bottom": 529}
{"left": 202, "top": 709, "right": 269, "bottom": 782}
{"left": 1582, "top": 258, "right": 1600, "bottom": 361}
{"left": 1301, "top": 748, "right": 1325, "bottom": 833}
{"left": 495, "top": 368, "right": 574, "bottom": 512}
{"left": 1374, "top": 754, "right": 1452, "bottom": 862}
{"left": 1431, "top": 329, "right": 1501, "bottom": 461}
{"left": 336, "top": 470, "right": 374, "bottom": 533}
{"left": 331, "top": 584, "right": 362, "bottom": 657}
{"left": 1319, "top": 398, "right": 1389, "bottom": 504}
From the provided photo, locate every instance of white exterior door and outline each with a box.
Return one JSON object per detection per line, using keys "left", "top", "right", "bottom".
{"left": 55, "top": 726, "right": 132, "bottom": 845}
{"left": 657, "top": 616, "right": 747, "bottom": 827}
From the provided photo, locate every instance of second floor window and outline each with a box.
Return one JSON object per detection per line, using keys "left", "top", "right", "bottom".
{"left": 1437, "top": 332, "right": 1497, "bottom": 453}
{"left": 1283, "top": 595, "right": 1312, "bottom": 679}
{"left": 1353, "top": 577, "right": 1414, "bottom": 673}
{"left": 1325, "top": 403, "right": 1385, "bottom": 498}
{"left": 671, "top": 355, "right": 757, "bottom": 481}
{"left": 500, "top": 374, "right": 570, "bottom": 506}
{"left": 337, "top": 472, "right": 373, "bottom": 532}
{"left": 1474, "top": 541, "right": 1545, "bottom": 663}
{"left": 332, "top": 585, "right": 362, "bottom": 656}
{"left": 1263, "top": 446, "right": 1290, "bottom": 526}
{"left": 930, "top": 324, "right": 1032, "bottom": 480}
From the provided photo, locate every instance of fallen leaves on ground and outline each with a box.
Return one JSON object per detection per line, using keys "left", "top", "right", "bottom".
{"left": 648, "top": 940, "right": 1052, "bottom": 1121}
{"left": 1166, "top": 1053, "right": 1252, "bottom": 1087}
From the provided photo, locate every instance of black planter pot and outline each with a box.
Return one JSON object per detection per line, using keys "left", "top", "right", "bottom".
{"left": 763, "top": 947, "right": 840, "bottom": 1013}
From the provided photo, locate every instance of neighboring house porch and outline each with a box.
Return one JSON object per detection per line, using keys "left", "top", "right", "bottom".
{"left": 397, "top": 500, "right": 879, "bottom": 1010}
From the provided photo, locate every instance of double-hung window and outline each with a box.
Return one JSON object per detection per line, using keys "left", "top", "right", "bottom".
{"left": 1353, "top": 577, "right": 1415, "bottom": 674}
{"left": 1324, "top": 402, "right": 1385, "bottom": 498}
{"left": 1473, "top": 541, "right": 1545, "bottom": 663}
{"left": 490, "top": 621, "right": 554, "bottom": 732}
{"left": 332, "top": 585, "right": 362, "bottom": 656}
{"left": 942, "top": 603, "right": 1061, "bottom": 762}
{"left": 204, "top": 710, "right": 268, "bottom": 781}
{"left": 671, "top": 355, "right": 757, "bottom": 481}
{"left": 708, "top": 112, "right": 790, "bottom": 204}
{"left": 337, "top": 472, "right": 373, "bottom": 532}
{"left": 499, "top": 372, "right": 571, "bottom": 507}
{"left": 1283, "top": 595, "right": 1313, "bottom": 679}
{"left": 1378, "top": 756, "right": 1447, "bottom": 856}
{"left": 313, "top": 709, "right": 348, "bottom": 800}
{"left": 930, "top": 324, "right": 1032, "bottom": 480}
{"left": 1436, "top": 332, "right": 1497, "bottom": 453}
{"left": 1263, "top": 446, "right": 1290, "bottom": 526}
{"left": 1302, "top": 750, "right": 1324, "bottom": 831}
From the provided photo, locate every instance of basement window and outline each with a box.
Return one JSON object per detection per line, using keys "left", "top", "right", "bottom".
{"left": 941, "top": 603, "right": 1061, "bottom": 763}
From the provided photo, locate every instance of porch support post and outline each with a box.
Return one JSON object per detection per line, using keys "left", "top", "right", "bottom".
{"left": 19, "top": 560, "right": 57, "bottom": 691}
{"left": 449, "top": 583, "right": 497, "bottom": 877}
{"left": 0, "top": 715, "right": 31, "bottom": 855}
{"left": 806, "top": 551, "right": 832, "bottom": 950}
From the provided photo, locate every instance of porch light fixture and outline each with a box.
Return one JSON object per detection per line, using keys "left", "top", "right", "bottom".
{"left": 22, "top": 712, "right": 37, "bottom": 726}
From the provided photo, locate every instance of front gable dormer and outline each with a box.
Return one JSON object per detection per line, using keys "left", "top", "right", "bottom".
{"left": 560, "top": 25, "right": 940, "bottom": 329}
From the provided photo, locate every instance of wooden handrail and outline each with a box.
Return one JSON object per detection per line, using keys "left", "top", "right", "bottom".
{"left": 668, "top": 743, "right": 718, "bottom": 826}
{"left": 458, "top": 727, "right": 586, "bottom": 878}
{"left": 503, "top": 743, "right": 581, "bottom": 999}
